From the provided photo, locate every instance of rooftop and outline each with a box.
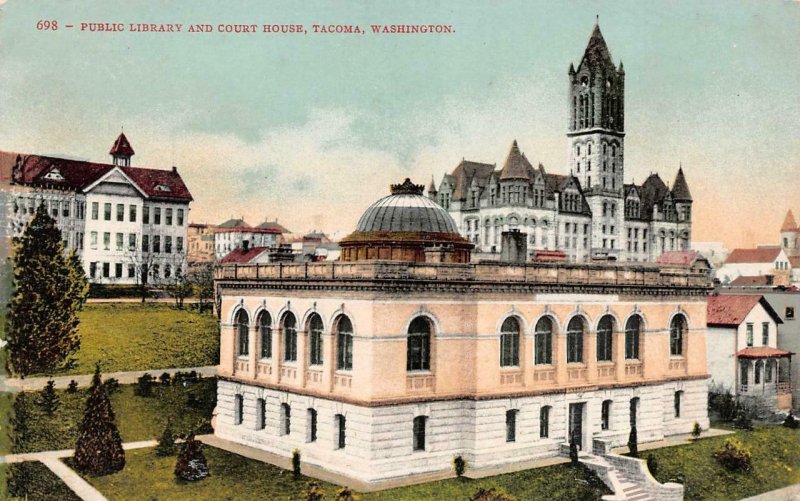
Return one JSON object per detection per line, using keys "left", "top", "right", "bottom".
{"left": 707, "top": 295, "right": 782, "bottom": 327}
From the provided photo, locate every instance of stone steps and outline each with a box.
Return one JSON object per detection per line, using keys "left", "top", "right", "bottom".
{"left": 579, "top": 453, "right": 657, "bottom": 501}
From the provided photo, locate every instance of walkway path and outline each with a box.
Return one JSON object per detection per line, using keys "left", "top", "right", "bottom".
{"left": 740, "top": 483, "right": 800, "bottom": 501}
{"left": 0, "top": 440, "right": 157, "bottom": 501}
{"left": 2, "top": 365, "right": 217, "bottom": 393}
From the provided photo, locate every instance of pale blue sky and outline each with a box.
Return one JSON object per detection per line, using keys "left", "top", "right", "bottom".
{"left": 1, "top": 0, "right": 798, "bottom": 247}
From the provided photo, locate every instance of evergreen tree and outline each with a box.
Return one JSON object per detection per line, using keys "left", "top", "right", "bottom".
{"left": 73, "top": 366, "right": 125, "bottom": 475}
{"left": 66, "top": 380, "right": 79, "bottom": 393}
{"left": 155, "top": 420, "right": 177, "bottom": 456}
{"left": 37, "top": 379, "right": 60, "bottom": 415}
{"left": 11, "top": 392, "right": 32, "bottom": 453}
{"left": 6, "top": 205, "right": 89, "bottom": 376}
{"left": 174, "top": 434, "right": 209, "bottom": 481}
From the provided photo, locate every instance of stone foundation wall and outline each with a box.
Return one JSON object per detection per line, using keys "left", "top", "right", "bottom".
{"left": 215, "top": 377, "right": 709, "bottom": 483}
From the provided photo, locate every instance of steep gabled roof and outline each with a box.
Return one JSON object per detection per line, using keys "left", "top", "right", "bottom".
{"left": 639, "top": 173, "right": 669, "bottom": 219}
{"left": 499, "top": 140, "right": 533, "bottom": 180}
{"left": 671, "top": 167, "right": 692, "bottom": 202}
{"left": 656, "top": 250, "right": 700, "bottom": 266}
{"left": 109, "top": 132, "right": 135, "bottom": 157}
{"left": 449, "top": 159, "right": 495, "bottom": 201}
{"left": 119, "top": 166, "right": 193, "bottom": 202}
{"left": 725, "top": 247, "right": 783, "bottom": 264}
{"left": 781, "top": 210, "right": 798, "bottom": 232}
{"left": 707, "top": 295, "right": 782, "bottom": 327}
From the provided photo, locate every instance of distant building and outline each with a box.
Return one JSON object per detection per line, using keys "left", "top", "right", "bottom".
{"left": 717, "top": 247, "right": 791, "bottom": 286}
{"left": 219, "top": 244, "right": 272, "bottom": 265}
{"left": 655, "top": 250, "right": 712, "bottom": 275}
{"left": 213, "top": 218, "right": 290, "bottom": 259}
{"left": 1, "top": 133, "right": 193, "bottom": 284}
{"left": 691, "top": 241, "right": 729, "bottom": 269}
{"left": 188, "top": 223, "right": 216, "bottom": 264}
{"left": 433, "top": 23, "right": 692, "bottom": 263}
{"left": 781, "top": 210, "right": 800, "bottom": 257}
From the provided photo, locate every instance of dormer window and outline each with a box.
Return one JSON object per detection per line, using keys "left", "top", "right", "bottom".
{"left": 43, "top": 169, "right": 64, "bottom": 181}
{"left": 155, "top": 184, "right": 171, "bottom": 192}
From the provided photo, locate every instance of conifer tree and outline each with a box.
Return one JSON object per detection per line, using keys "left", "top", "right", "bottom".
{"left": 37, "top": 379, "right": 60, "bottom": 415}
{"left": 73, "top": 366, "right": 125, "bottom": 475}
{"left": 155, "top": 420, "right": 177, "bottom": 456}
{"left": 174, "top": 434, "right": 209, "bottom": 481}
{"left": 11, "top": 391, "right": 32, "bottom": 453}
{"left": 6, "top": 205, "right": 89, "bottom": 376}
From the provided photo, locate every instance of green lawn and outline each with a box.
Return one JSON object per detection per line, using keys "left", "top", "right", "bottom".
{"left": 647, "top": 425, "right": 800, "bottom": 501}
{"left": 3, "top": 461, "right": 81, "bottom": 501}
{"left": 54, "top": 302, "right": 218, "bottom": 376}
{"left": 81, "top": 446, "right": 610, "bottom": 501}
{"left": 11, "top": 379, "right": 216, "bottom": 454}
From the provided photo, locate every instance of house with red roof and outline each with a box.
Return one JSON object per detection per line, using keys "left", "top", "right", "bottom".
{"left": 716, "top": 246, "right": 791, "bottom": 287}
{"left": 706, "top": 295, "right": 792, "bottom": 411}
{"left": 213, "top": 218, "right": 290, "bottom": 260}
{"left": 2, "top": 133, "right": 193, "bottom": 285}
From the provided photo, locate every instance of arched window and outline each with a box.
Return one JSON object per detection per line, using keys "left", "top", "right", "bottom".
{"left": 336, "top": 316, "right": 354, "bottom": 371}
{"left": 567, "top": 317, "right": 585, "bottom": 363}
{"left": 407, "top": 317, "right": 431, "bottom": 371}
{"left": 670, "top": 314, "right": 688, "bottom": 356}
{"left": 534, "top": 317, "right": 554, "bottom": 365}
{"left": 597, "top": 315, "right": 614, "bottom": 362}
{"left": 625, "top": 315, "right": 642, "bottom": 360}
{"left": 308, "top": 313, "right": 324, "bottom": 366}
{"left": 500, "top": 317, "right": 521, "bottom": 367}
{"left": 235, "top": 309, "right": 249, "bottom": 357}
{"left": 283, "top": 312, "right": 298, "bottom": 362}
{"left": 258, "top": 311, "right": 272, "bottom": 359}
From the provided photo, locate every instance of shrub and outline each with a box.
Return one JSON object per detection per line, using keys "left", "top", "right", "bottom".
{"left": 37, "top": 380, "right": 60, "bottom": 415}
{"left": 452, "top": 454, "right": 467, "bottom": 478}
{"left": 713, "top": 438, "right": 752, "bottom": 472}
{"left": 103, "top": 377, "right": 120, "bottom": 395}
{"left": 306, "top": 481, "right": 325, "bottom": 501}
{"left": 471, "top": 487, "right": 516, "bottom": 501}
{"left": 783, "top": 411, "right": 799, "bottom": 429}
{"left": 292, "top": 449, "right": 301, "bottom": 480}
{"left": 709, "top": 388, "right": 738, "bottom": 422}
{"left": 628, "top": 425, "right": 639, "bottom": 458}
{"left": 334, "top": 486, "right": 355, "bottom": 501}
{"left": 646, "top": 454, "right": 658, "bottom": 477}
{"left": 691, "top": 422, "right": 702, "bottom": 440}
{"left": 134, "top": 373, "right": 154, "bottom": 397}
{"left": 155, "top": 420, "right": 177, "bottom": 456}
{"left": 66, "top": 380, "right": 79, "bottom": 393}
{"left": 733, "top": 408, "right": 754, "bottom": 431}
{"left": 160, "top": 372, "right": 172, "bottom": 386}
{"left": 174, "top": 434, "right": 209, "bottom": 481}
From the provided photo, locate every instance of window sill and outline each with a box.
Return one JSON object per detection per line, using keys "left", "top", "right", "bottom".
{"left": 407, "top": 370, "right": 433, "bottom": 376}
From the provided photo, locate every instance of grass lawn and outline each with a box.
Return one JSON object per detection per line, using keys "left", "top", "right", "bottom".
{"left": 647, "top": 425, "right": 800, "bottom": 501}
{"left": 11, "top": 379, "right": 216, "bottom": 454}
{"left": 81, "top": 446, "right": 610, "bottom": 501}
{"left": 3, "top": 461, "right": 81, "bottom": 501}
{"left": 53, "top": 302, "right": 218, "bottom": 376}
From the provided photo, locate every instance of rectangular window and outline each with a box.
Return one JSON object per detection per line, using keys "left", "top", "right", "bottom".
{"left": 103, "top": 232, "right": 111, "bottom": 250}
{"left": 115, "top": 262, "right": 122, "bottom": 278}
{"left": 129, "top": 205, "right": 137, "bottom": 222}
{"left": 143, "top": 206, "right": 150, "bottom": 224}
{"left": 142, "top": 235, "right": 149, "bottom": 253}
{"left": 102, "top": 262, "right": 110, "bottom": 278}
{"left": 90, "top": 232, "right": 98, "bottom": 250}
{"left": 153, "top": 235, "right": 161, "bottom": 253}
{"left": 336, "top": 414, "right": 346, "bottom": 449}
{"left": 128, "top": 264, "right": 135, "bottom": 278}
{"left": 51, "top": 201, "right": 58, "bottom": 218}
{"left": 413, "top": 416, "right": 427, "bottom": 451}
{"left": 128, "top": 233, "right": 136, "bottom": 251}
{"left": 165, "top": 236, "right": 172, "bottom": 254}
{"left": 746, "top": 323, "right": 754, "bottom": 347}
{"left": 787, "top": 307, "right": 795, "bottom": 320}
{"left": 674, "top": 391, "right": 682, "bottom": 418}
{"left": 307, "top": 409, "right": 317, "bottom": 442}
{"left": 256, "top": 398, "right": 266, "bottom": 430}
{"left": 539, "top": 406, "right": 550, "bottom": 438}
{"left": 506, "top": 410, "right": 517, "bottom": 442}
{"left": 104, "top": 203, "right": 111, "bottom": 221}
{"left": 234, "top": 395, "right": 243, "bottom": 425}
{"left": 92, "top": 202, "right": 99, "bottom": 220}
{"left": 166, "top": 208, "right": 173, "bottom": 225}
{"left": 63, "top": 202, "right": 70, "bottom": 218}
{"left": 280, "top": 403, "right": 291, "bottom": 436}
{"left": 89, "top": 262, "right": 97, "bottom": 278}
{"left": 762, "top": 322, "right": 769, "bottom": 346}
{"left": 116, "top": 203, "right": 124, "bottom": 222}
{"left": 601, "top": 400, "right": 611, "bottom": 431}
{"left": 116, "top": 233, "right": 123, "bottom": 251}
{"left": 177, "top": 237, "right": 184, "bottom": 253}
{"left": 177, "top": 208, "right": 184, "bottom": 226}
{"left": 154, "top": 207, "right": 161, "bottom": 225}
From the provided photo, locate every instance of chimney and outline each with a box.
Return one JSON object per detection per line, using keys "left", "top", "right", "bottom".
{"left": 501, "top": 229, "right": 528, "bottom": 263}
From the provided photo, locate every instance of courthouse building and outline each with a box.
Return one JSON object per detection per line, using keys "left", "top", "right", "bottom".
{"left": 432, "top": 23, "right": 692, "bottom": 262}
{"left": 213, "top": 179, "right": 711, "bottom": 483}
{"left": 1, "top": 133, "right": 193, "bottom": 284}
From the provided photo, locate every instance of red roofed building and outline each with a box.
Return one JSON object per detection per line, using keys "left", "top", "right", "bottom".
{"left": 717, "top": 246, "right": 791, "bottom": 287}
{"left": 656, "top": 250, "right": 711, "bottom": 275}
{"left": 3, "top": 133, "right": 193, "bottom": 285}
{"left": 213, "top": 218, "right": 290, "bottom": 260}
{"left": 219, "top": 245, "right": 271, "bottom": 265}
{"left": 706, "top": 295, "right": 791, "bottom": 411}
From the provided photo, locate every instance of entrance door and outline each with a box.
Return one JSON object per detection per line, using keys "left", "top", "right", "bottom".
{"left": 569, "top": 403, "right": 584, "bottom": 450}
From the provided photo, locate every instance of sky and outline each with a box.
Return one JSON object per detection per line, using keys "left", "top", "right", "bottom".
{"left": 0, "top": 0, "right": 798, "bottom": 249}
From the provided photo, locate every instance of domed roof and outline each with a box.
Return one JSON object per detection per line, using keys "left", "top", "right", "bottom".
{"left": 355, "top": 178, "right": 459, "bottom": 234}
